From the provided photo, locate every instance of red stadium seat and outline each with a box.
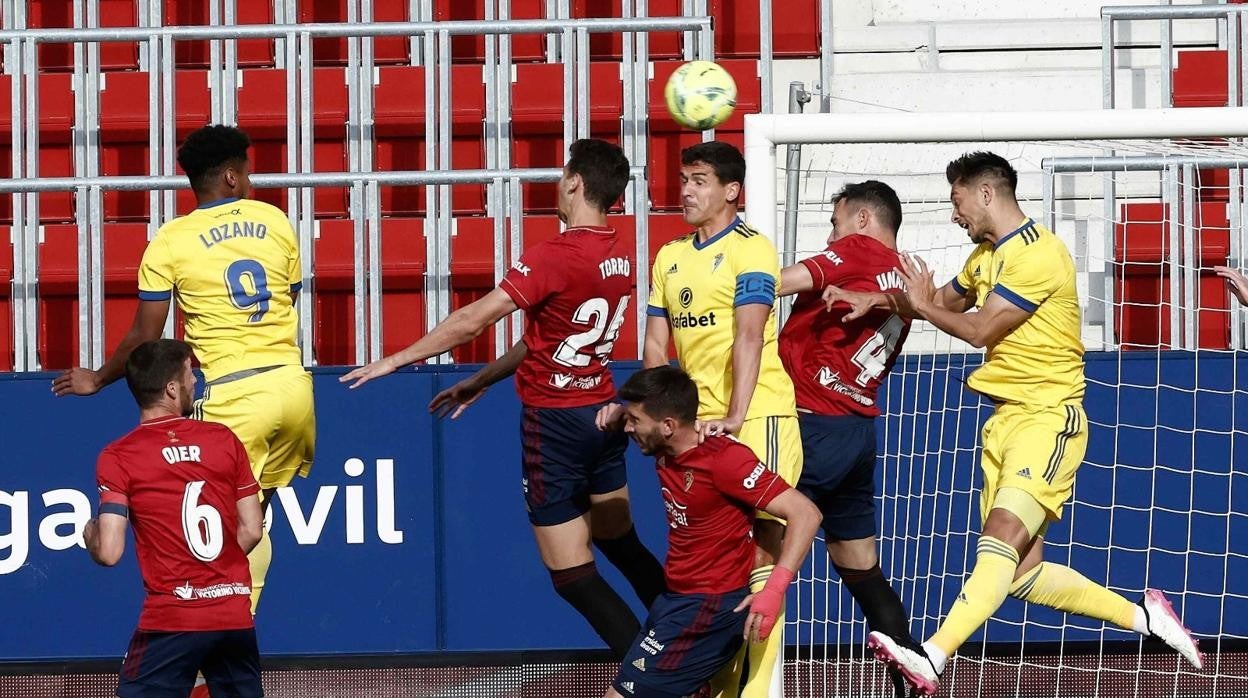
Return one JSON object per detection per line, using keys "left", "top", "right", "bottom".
{"left": 374, "top": 65, "right": 487, "bottom": 216}
{"left": 299, "top": 0, "right": 410, "bottom": 66}
{"left": 25, "top": 0, "right": 139, "bottom": 72}
{"left": 710, "top": 0, "right": 820, "bottom": 58}
{"left": 1115, "top": 202, "right": 1231, "bottom": 350}
{"left": 36, "top": 222, "right": 149, "bottom": 370}
{"left": 237, "top": 67, "right": 351, "bottom": 218}
{"left": 313, "top": 218, "right": 430, "bottom": 364}
{"left": 434, "top": 0, "right": 546, "bottom": 63}
{"left": 646, "top": 59, "right": 759, "bottom": 210}
{"left": 572, "top": 0, "right": 682, "bottom": 60}
{"left": 165, "top": 0, "right": 276, "bottom": 69}
{"left": 511, "top": 62, "right": 625, "bottom": 211}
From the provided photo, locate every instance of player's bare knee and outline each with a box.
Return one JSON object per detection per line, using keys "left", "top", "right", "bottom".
{"left": 1012, "top": 537, "right": 1045, "bottom": 581}
{"left": 982, "top": 508, "right": 1032, "bottom": 558}
{"left": 532, "top": 519, "right": 594, "bottom": 571}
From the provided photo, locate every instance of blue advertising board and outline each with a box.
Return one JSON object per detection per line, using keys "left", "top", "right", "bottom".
{"left": 0, "top": 353, "right": 1243, "bottom": 660}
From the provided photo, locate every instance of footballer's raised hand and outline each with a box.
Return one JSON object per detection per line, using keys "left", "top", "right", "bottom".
{"left": 52, "top": 367, "right": 104, "bottom": 397}
{"left": 429, "top": 378, "right": 488, "bottom": 420}
{"left": 823, "top": 285, "right": 880, "bottom": 322}
{"left": 340, "top": 356, "right": 400, "bottom": 389}
{"left": 1214, "top": 266, "right": 1248, "bottom": 305}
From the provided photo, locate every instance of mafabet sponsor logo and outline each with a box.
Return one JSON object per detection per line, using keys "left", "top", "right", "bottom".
{"left": 0, "top": 458, "right": 408, "bottom": 576}
{"left": 549, "top": 373, "right": 603, "bottom": 391}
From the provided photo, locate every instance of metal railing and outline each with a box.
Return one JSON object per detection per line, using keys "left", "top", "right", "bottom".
{"left": 1, "top": 8, "right": 714, "bottom": 371}
{"left": 1042, "top": 153, "right": 1248, "bottom": 351}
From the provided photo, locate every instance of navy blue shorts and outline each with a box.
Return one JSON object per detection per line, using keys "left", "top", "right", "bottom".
{"left": 520, "top": 402, "right": 629, "bottom": 526}
{"left": 612, "top": 588, "right": 748, "bottom": 698}
{"left": 797, "top": 412, "right": 878, "bottom": 541}
{"left": 117, "top": 628, "right": 262, "bottom": 698}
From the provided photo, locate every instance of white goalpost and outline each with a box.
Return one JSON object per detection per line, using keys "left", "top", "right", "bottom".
{"left": 743, "top": 106, "right": 1248, "bottom": 697}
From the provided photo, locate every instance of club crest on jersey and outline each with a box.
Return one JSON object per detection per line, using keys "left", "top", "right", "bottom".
{"left": 712, "top": 252, "right": 725, "bottom": 273}
{"left": 683, "top": 470, "right": 694, "bottom": 492}
{"left": 679, "top": 287, "right": 694, "bottom": 308}
{"left": 167, "top": 431, "right": 179, "bottom": 443}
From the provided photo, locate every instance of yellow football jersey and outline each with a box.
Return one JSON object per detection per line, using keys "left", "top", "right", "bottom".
{"left": 138, "top": 197, "right": 302, "bottom": 383}
{"left": 953, "top": 218, "right": 1085, "bottom": 406}
{"left": 647, "top": 217, "right": 796, "bottom": 421}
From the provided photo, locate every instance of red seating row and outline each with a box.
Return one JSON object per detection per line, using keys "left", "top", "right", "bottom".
{"left": 0, "top": 214, "right": 693, "bottom": 370}
{"left": 0, "top": 59, "right": 760, "bottom": 223}
{"left": 9, "top": 0, "right": 819, "bottom": 71}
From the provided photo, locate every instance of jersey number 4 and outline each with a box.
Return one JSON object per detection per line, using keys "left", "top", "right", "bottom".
{"left": 554, "top": 297, "right": 630, "bottom": 368}
{"left": 850, "top": 314, "right": 905, "bottom": 386}
{"left": 225, "top": 259, "right": 272, "bottom": 323}
{"left": 182, "top": 480, "right": 224, "bottom": 562}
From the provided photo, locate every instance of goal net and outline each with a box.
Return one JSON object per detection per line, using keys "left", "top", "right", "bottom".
{"left": 743, "top": 108, "right": 1248, "bottom": 698}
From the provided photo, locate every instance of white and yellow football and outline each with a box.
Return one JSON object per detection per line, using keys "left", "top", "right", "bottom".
{"left": 663, "top": 60, "right": 737, "bottom": 131}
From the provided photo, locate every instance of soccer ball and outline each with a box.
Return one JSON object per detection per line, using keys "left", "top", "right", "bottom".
{"left": 664, "top": 61, "right": 737, "bottom": 131}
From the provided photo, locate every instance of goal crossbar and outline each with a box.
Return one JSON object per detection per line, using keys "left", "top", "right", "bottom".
{"left": 743, "top": 106, "right": 1248, "bottom": 239}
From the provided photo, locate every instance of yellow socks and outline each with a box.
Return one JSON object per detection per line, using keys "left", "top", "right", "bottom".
{"left": 1009, "top": 561, "right": 1138, "bottom": 630}
{"left": 929, "top": 536, "right": 1019, "bottom": 657}
{"left": 247, "top": 529, "right": 273, "bottom": 615}
{"left": 740, "top": 565, "right": 783, "bottom": 698}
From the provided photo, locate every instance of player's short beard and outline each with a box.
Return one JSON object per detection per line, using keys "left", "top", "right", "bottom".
{"left": 178, "top": 389, "right": 194, "bottom": 417}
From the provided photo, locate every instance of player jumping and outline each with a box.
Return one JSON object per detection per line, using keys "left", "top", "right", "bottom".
{"left": 605, "top": 365, "right": 821, "bottom": 698}
{"left": 84, "top": 339, "right": 264, "bottom": 698}
{"left": 55, "top": 124, "right": 316, "bottom": 621}
{"left": 831, "top": 152, "right": 1203, "bottom": 695}
{"left": 776, "top": 180, "right": 919, "bottom": 697}
{"left": 341, "top": 139, "right": 665, "bottom": 659}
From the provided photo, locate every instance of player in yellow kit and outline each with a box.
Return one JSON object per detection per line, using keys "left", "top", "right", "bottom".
{"left": 602, "top": 141, "right": 800, "bottom": 698}
{"left": 53, "top": 125, "right": 314, "bottom": 618}
{"left": 827, "top": 152, "right": 1202, "bottom": 695}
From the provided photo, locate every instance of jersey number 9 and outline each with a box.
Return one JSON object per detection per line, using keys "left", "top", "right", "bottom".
{"left": 225, "top": 259, "right": 272, "bottom": 323}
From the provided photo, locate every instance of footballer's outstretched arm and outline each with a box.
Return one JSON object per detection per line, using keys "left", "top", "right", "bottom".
{"left": 341, "top": 288, "right": 518, "bottom": 388}
{"left": 52, "top": 299, "right": 171, "bottom": 397}
{"left": 429, "top": 340, "right": 529, "bottom": 420}
{"left": 736, "top": 488, "right": 822, "bottom": 641}
{"left": 897, "top": 254, "right": 1028, "bottom": 348}
{"left": 84, "top": 513, "right": 129, "bottom": 567}
{"left": 778, "top": 263, "right": 816, "bottom": 298}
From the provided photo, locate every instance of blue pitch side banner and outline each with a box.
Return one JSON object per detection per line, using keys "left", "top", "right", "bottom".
{"left": 0, "top": 354, "right": 1244, "bottom": 660}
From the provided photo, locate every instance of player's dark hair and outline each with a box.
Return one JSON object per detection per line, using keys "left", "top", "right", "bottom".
{"left": 566, "top": 138, "right": 631, "bottom": 212}
{"left": 177, "top": 124, "right": 252, "bottom": 193}
{"left": 619, "top": 366, "right": 699, "bottom": 424}
{"left": 125, "top": 339, "right": 194, "bottom": 409}
{"left": 946, "top": 151, "right": 1018, "bottom": 198}
{"left": 834, "top": 180, "right": 903, "bottom": 234}
{"left": 680, "top": 141, "right": 746, "bottom": 189}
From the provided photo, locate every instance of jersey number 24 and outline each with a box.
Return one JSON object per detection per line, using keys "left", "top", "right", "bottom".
{"left": 554, "top": 296, "right": 630, "bottom": 368}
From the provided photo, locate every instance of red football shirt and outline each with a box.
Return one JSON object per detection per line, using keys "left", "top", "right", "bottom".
{"left": 499, "top": 226, "right": 634, "bottom": 408}
{"left": 779, "top": 235, "right": 912, "bottom": 418}
{"left": 658, "top": 436, "right": 789, "bottom": 595}
{"left": 96, "top": 416, "right": 259, "bottom": 632}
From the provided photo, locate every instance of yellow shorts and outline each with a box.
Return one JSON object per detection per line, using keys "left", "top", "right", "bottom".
{"left": 736, "top": 415, "right": 803, "bottom": 523}
{"left": 195, "top": 365, "right": 317, "bottom": 491}
{"left": 980, "top": 401, "right": 1086, "bottom": 524}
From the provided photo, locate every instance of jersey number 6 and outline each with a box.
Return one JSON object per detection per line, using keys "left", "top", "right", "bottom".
{"left": 182, "top": 480, "right": 224, "bottom": 562}
{"left": 225, "top": 258, "right": 272, "bottom": 323}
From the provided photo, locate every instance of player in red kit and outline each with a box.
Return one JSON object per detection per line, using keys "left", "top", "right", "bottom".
{"left": 341, "top": 139, "right": 664, "bottom": 658}
{"left": 604, "top": 366, "right": 821, "bottom": 698}
{"left": 83, "top": 339, "right": 264, "bottom": 698}
{"left": 776, "top": 180, "right": 920, "bottom": 696}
